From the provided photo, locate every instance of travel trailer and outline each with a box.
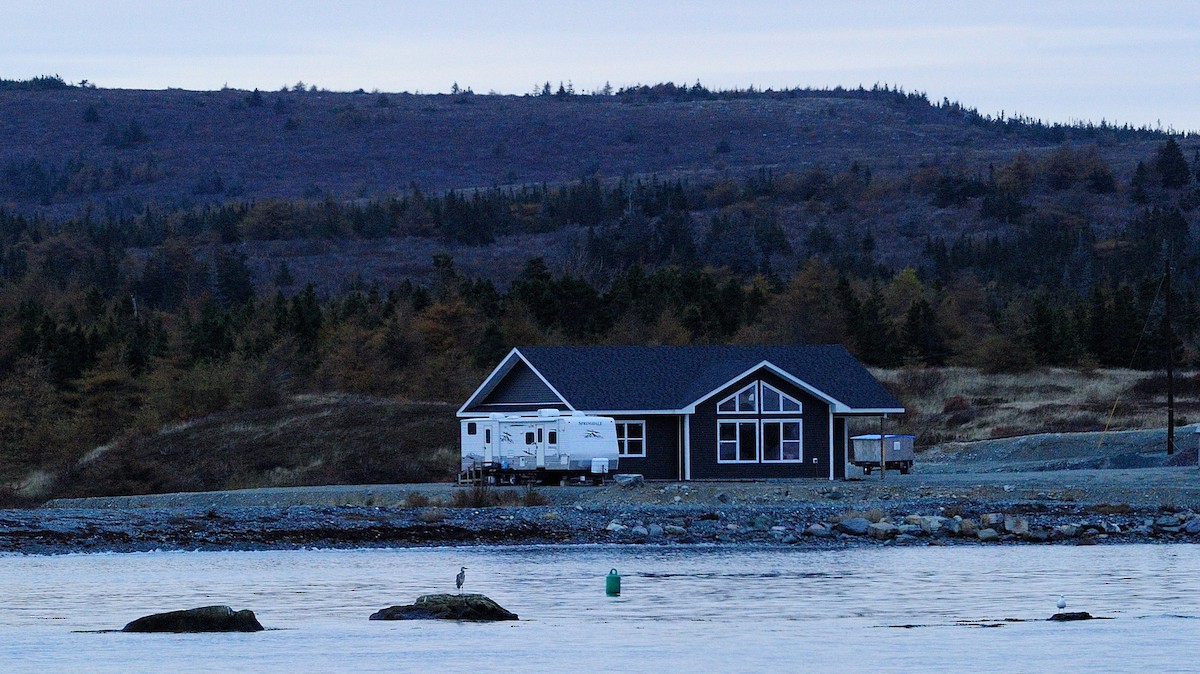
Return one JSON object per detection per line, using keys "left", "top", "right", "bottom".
{"left": 460, "top": 409, "right": 620, "bottom": 484}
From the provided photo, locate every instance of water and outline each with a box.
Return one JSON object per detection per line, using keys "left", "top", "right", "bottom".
{"left": 2, "top": 544, "right": 1198, "bottom": 673}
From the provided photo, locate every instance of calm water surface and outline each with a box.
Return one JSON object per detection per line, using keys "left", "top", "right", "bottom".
{"left": 2, "top": 544, "right": 1198, "bottom": 673}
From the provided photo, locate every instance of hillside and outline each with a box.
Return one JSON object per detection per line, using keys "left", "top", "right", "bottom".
{"left": 2, "top": 81, "right": 1199, "bottom": 501}
{"left": 0, "top": 85, "right": 1159, "bottom": 216}
{"left": 0, "top": 84, "right": 1178, "bottom": 287}
{"left": 26, "top": 395, "right": 459, "bottom": 502}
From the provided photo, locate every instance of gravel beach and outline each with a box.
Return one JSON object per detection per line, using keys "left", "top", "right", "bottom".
{"left": 2, "top": 427, "right": 1195, "bottom": 554}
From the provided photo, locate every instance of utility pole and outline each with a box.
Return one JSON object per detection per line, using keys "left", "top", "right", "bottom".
{"left": 1165, "top": 253, "right": 1175, "bottom": 455}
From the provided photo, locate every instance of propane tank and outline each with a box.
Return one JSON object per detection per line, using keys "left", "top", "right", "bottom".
{"left": 606, "top": 568, "right": 621, "bottom": 596}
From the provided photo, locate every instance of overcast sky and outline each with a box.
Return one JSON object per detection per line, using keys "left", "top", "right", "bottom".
{"left": 8, "top": 1, "right": 1200, "bottom": 131}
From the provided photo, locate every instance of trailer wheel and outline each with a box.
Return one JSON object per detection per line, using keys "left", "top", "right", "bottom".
{"left": 900, "top": 464, "right": 910, "bottom": 475}
{"left": 862, "top": 466, "right": 872, "bottom": 475}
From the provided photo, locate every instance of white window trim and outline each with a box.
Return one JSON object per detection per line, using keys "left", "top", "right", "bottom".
{"left": 717, "top": 419, "right": 760, "bottom": 463}
{"left": 717, "top": 383, "right": 758, "bottom": 414}
{"left": 616, "top": 420, "right": 646, "bottom": 458}
{"left": 760, "top": 418, "right": 804, "bottom": 463}
{"left": 760, "top": 382, "right": 803, "bottom": 414}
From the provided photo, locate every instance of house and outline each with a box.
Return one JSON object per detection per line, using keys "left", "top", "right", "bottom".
{"left": 457, "top": 345, "right": 904, "bottom": 481}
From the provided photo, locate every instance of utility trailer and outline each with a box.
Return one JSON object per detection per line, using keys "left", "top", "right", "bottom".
{"left": 460, "top": 410, "right": 620, "bottom": 485}
{"left": 850, "top": 434, "right": 916, "bottom": 475}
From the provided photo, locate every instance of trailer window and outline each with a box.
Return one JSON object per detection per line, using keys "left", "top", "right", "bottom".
{"left": 485, "top": 429, "right": 491, "bottom": 443}
{"left": 525, "top": 431, "right": 535, "bottom": 445}
{"left": 548, "top": 431, "right": 557, "bottom": 445}
{"left": 615, "top": 421, "right": 645, "bottom": 457}
{"left": 537, "top": 428, "right": 543, "bottom": 443}
{"left": 467, "top": 422, "right": 477, "bottom": 435}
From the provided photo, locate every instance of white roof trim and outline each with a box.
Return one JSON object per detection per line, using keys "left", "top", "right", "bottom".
{"left": 456, "top": 348, "right": 575, "bottom": 417}
{"left": 682, "top": 360, "right": 845, "bottom": 413}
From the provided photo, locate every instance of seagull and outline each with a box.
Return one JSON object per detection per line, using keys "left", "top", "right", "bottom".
{"left": 1057, "top": 594, "right": 1067, "bottom": 610}
{"left": 456, "top": 566, "right": 468, "bottom": 594}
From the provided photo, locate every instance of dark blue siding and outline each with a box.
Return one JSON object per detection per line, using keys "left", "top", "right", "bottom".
{"left": 609, "top": 415, "right": 680, "bottom": 480}
{"left": 477, "top": 361, "right": 562, "bottom": 408}
{"left": 689, "top": 370, "right": 831, "bottom": 480}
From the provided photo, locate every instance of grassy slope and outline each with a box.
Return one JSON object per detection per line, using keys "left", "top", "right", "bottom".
{"left": 55, "top": 395, "right": 459, "bottom": 499}
{"left": 875, "top": 367, "right": 1197, "bottom": 445}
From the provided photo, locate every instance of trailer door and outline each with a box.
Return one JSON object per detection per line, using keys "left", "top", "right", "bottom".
{"left": 482, "top": 423, "right": 495, "bottom": 463}
{"left": 535, "top": 424, "right": 547, "bottom": 468}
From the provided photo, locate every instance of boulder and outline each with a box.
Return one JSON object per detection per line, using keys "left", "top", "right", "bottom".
{"left": 663, "top": 524, "right": 687, "bottom": 536}
{"left": 1053, "top": 524, "right": 1080, "bottom": 539}
{"left": 977, "top": 528, "right": 999, "bottom": 542}
{"left": 605, "top": 521, "right": 627, "bottom": 532}
{"left": 1003, "top": 516, "right": 1029, "bottom": 536}
{"left": 647, "top": 524, "right": 664, "bottom": 538}
{"left": 920, "top": 516, "right": 946, "bottom": 534}
{"left": 630, "top": 525, "right": 649, "bottom": 537}
{"left": 613, "top": 474, "right": 644, "bottom": 488}
{"left": 958, "top": 519, "right": 978, "bottom": 536}
{"left": 1185, "top": 517, "right": 1200, "bottom": 535}
{"left": 834, "top": 517, "right": 872, "bottom": 536}
{"left": 804, "top": 523, "right": 832, "bottom": 537}
{"left": 370, "top": 594, "right": 518, "bottom": 622}
{"left": 980, "top": 513, "right": 1005, "bottom": 527}
{"left": 868, "top": 522, "right": 898, "bottom": 540}
{"left": 123, "top": 605, "right": 264, "bottom": 633}
{"left": 1048, "top": 612, "right": 1094, "bottom": 621}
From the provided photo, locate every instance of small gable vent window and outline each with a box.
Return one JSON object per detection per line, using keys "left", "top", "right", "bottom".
{"left": 761, "top": 383, "right": 802, "bottom": 414}
{"left": 718, "top": 383, "right": 758, "bottom": 413}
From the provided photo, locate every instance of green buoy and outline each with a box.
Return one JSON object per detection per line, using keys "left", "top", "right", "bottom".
{"left": 606, "top": 568, "right": 621, "bottom": 596}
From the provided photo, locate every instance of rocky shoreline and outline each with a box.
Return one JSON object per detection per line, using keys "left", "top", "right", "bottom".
{"left": 4, "top": 495, "right": 1200, "bottom": 555}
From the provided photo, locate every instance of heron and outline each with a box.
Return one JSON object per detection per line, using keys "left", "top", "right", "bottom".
{"left": 1057, "top": 594, "right": 1067, "bottom": 610}
{"left": 456, "top": 566, "right": 468, "bottom": 594}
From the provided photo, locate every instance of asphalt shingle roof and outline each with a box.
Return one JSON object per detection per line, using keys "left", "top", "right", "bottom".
{"left": 515, "top": 345, "right": 902, "bottom": 412}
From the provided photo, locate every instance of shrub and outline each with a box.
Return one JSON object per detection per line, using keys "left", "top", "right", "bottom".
{"left": 405, "top": 492, "right": 432, "bottom": 507}
{"left": 942, "top": 395, "right": 970, "bottom": 413}
{"left": 522, "top": 485, "right": 548, "bottom": 506}
{"left": 416, "top": 507, "right": 447, "bottom": 522}
{"left": 898, "top": 368, "right": 946, "bottom": 396}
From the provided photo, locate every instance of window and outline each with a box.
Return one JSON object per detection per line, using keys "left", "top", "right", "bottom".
{"left": 762, "top": 420, "right": 802, "bottom": 462}
{"left": 467, "top": 422, "right": 477, "bottom": 435}
{"left": 718, "top": 383, "right": 758, "bottom": 413}
{"left": 485, "top": 429, "right": 491, "bottom": 443}
{"left": 525, "top": 431, "right": 535, "bottom": 445}
{"left": 760, "top": 383, "right": 802, "bottom": 413}
{"left": 717, "top": 420, "right": 758, "bottom": 463}
{"left": 548, "top": 430, "right": 557, "bottom": 445}
{"left": 615, "top": 421, "right": 645, "bottom": 457}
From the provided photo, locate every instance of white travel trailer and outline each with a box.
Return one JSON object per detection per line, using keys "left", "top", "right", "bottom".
{"left": 460, "top": 409, "right": 620, "bottom": 484}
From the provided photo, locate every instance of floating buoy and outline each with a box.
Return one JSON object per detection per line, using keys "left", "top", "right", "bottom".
{"left": 606, "top": 568, "right": 621, "bottom": 596}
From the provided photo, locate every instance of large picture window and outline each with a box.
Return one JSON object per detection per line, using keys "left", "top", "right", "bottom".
{"left": 760, "top": 383, "right": 802, "bottom": 413}
{"left": 717, "top": 420, "right": 759, "bottom": 463}
{"left": 615, "top": 421, "right": 645, "bottom": 457}
{"left": 717, "top": 383, "right": 757, "bottom": 413}
{"left": 762, "top": 420, "right": 803, "bottom": 462}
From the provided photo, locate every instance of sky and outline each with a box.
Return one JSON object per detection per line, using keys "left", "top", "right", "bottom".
{"left": 7, "top": 1, "right": 1200, "bottom": 131}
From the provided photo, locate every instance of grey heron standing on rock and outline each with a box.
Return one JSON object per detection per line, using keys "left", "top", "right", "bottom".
{"left": 456, "top": 567, "right": 468, "bottom": 594}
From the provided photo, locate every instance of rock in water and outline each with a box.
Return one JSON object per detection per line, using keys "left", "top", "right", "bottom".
{"left": 1048, "top": 612, "right": 1095, "bottom": 621}
{"left": 370, "top": 594, "right": 518, "bottom": 622}
{"left": 123, "top": 605, "right": 264, "bottom": 632}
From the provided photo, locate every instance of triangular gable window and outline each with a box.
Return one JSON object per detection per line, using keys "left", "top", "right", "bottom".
{"left": 761, "top": 382, "right": 802, "bottom": 413}
{"left": 718, "top": 383, "right": 757, "bottom": 413}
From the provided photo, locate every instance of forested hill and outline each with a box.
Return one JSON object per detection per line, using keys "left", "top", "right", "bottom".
{"left": 2, "top": 77, "right": 1200, "bottom": 501}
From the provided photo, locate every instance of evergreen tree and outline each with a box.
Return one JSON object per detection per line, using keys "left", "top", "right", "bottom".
{"left": 1156, "top": 138, "right": 1191, "bottom": 189}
